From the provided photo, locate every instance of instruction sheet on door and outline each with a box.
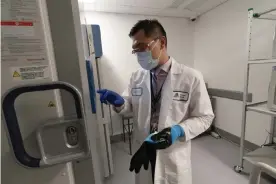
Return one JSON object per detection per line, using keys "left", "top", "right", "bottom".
{"left": 1, "top": 0, "right": 50, "bottom": 80}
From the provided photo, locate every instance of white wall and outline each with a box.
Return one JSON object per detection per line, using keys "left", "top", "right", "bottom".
{"left": 81, "top": 12, "right": 195, "bottom": 135}
{"left": 194, "top": 0, "right": 276, "bottom": 145}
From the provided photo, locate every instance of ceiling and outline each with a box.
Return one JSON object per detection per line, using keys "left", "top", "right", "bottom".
{"left": 78, "top": 0, "right": 230, "bottom": 18}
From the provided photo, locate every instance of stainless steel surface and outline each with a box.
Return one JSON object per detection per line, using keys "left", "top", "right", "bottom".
{"left": 238, "top": 9, "right": 254, "bottom": 171}
{"left": 95, "top": 58, "right": 105, "bottom": 118}
{"left": 37, "top": 118, "right": 89, "bottom": 166}
{"left": 121, "top": 116, "right": 133, "bottom": 155}
{"left": 2, "top": 81, "right": 81, "bottom": 99}
{"left": 109, "top": 104, "right": 114, "bottom": 136}
{"left": 2, "top": 81, "right": 90, "bottom": 168}
{"left": 244, "top": 147, "right": 276, "bottom": 166}
{"left": 273, "top": 25, "right": 276, "bottom": 59}
{"left": 268, "top": 66, "right": 276, "bottom": 112}
{"left": 28, "top": 81, "right": 91, "bottom": 166}
{"left": 255, "top": 8, "right": 276, "bottom": 17}
{"left": 247, "top": 101, "right": 268, "bottom": 107}
{"left": 247, "top": 102, "right": 276, "bottom": 117}
{"left": 255, "top": 17, "right": 276, "bottom": 21}
{"left": 65, "top": 126, "right": 79, "bottom": 147}
{"left": 89, "top": 45, "right": 114, "bottom": 176}
{"left": 95, "top": 56, "right": 113, "bottom": 174}
{"left": 236, "top": 9, "right": 276, "bottom": 172}
{"left": 249, "top": 162, "right": 276, "bottom": 184}
{"left": 103, "top": 123, "right": 112, "bottom": 176}
{"left": 248, "top": 58, "right": 276, "bottom": 64}
{"left": 270, "top": 118, "right": 276, "bottom": 143}
{"left": 208, "top": 88, "right": 253, "bottom": 102}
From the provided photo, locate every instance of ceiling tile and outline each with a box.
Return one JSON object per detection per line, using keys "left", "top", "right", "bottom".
{"left": 158, "top": 8, "right": 197, "bottom": 18}
{"left": 186, "top": 0, "right": 228, "bottom": 14}
{"left": 79, "top": 0, "right": 230, "bottom": 18}
{"left": 93, "top": 0, "right": 174, "bottom": 9}
{"left": 80, "top": 2, "right": 161, "bottom": 15}
{"left": 169, "top": 0, "right": 186, "bottom": 8}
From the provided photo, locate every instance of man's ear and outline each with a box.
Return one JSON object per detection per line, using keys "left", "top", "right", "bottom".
{"left": 160, "top": 36, "right": 167, "bottom": 49}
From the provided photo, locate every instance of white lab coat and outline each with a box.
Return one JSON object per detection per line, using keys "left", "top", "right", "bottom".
{"left": 120, "top": 58, "right": 214, "bottom": 184}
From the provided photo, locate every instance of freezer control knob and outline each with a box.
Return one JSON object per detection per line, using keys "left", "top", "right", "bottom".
{"left": 66, "top": 126, "right": 78, "bottom": 147}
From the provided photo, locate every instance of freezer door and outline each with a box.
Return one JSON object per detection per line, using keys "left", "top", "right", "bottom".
{"left": 1, "top": 0, "right": 103, "bottom": 183}
{"left": 81, "top": 24, "right": 114, "bottom": 178}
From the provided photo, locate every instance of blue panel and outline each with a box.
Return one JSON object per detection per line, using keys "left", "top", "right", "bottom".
{"left": 91, "top": 25, "right": 103, "bottom": 58}
{"left": 86, "top": 60, "right": 97, "bottom": 113}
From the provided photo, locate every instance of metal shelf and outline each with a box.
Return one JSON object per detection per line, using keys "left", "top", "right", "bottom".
{"left": 247, "top": 102, "right": 276, "bottom": 117}
{"left": 254, "top": 17, "right": 276, "bottom": 21}
{"left": 253, "top": 8, "right": 276, "bottom": 20}
{"left": 248, "top": 58, "right": 276, "bottom": 65}
{"left": 244, "top": 147, "right": 276, "bottom": 168}
{"left": 235, "top": 8, "right": 276, "bottom": 175}
{"left": 254, "top": 13, "right": 276, "bottom": 21}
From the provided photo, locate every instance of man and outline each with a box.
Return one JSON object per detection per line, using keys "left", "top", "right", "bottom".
{"left": 97, "top": 19, "right": 214, "bottom": 184}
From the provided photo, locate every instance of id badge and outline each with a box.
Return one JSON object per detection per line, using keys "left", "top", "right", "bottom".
{"left": 131, "top": 87, "right": 143, "bottom": 96}
{"left": 173, "top": 91, "right": 189, "bottom": 101}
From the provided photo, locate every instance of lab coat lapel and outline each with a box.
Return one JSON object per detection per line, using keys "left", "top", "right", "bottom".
{"left": 142, "top": 70, "right": 151, "bottom": 132}
{"left": 170, "top": 58, "right": 182, "bottom": 93}
{"left": 171, "top": 58, "right": 182, "bottom": 75}
{"left": 144, "top": 70, "right": 151, "bottom": 95}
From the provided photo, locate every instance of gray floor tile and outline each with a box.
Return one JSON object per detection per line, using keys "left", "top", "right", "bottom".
{"left": 107, "top": 136, "right": 275, "bottom": 184}
{"left": 105, "top": 142, "right": 135, "bottom": 184}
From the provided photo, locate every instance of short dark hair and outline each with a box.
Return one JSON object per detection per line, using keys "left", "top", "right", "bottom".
{"left": 129, "top": 19, "right": 167, "bottom": 46}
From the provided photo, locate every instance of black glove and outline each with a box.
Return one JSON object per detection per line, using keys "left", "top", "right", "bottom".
{"left": 149, "top": 128, "right": 172, "bottom": 150}
{"left": 129, "top": 142, "right": 150, "bottom": 174}
{"left": 146, "top": 125, "right": 185, "bottom": 150}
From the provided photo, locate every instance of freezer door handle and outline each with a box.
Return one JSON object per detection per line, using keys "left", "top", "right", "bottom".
{"left": 2, "top": 81, "right": 84, "bottom": 168}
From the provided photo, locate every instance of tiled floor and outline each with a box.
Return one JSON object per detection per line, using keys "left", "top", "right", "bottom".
{"left": 105, "top": 135, "right": 275, "bottom": 184}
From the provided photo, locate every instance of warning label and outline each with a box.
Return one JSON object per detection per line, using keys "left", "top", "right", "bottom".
{"left": 11, "top": 65, "right": 50, "bottom": 81}
{"left": 13, "top": 71, "right": 21, "bottom": 77}
{"left": 1, "top": 0, "right": 48, "bottom": 65}
{"left": 1, "top": 21, "right": 34, "bottom": 37}
{"left": 48, "top": 101, "right": 55, "bottom": 107}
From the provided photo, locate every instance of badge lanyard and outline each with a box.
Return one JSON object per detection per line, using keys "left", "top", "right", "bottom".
{"left": 150, "top": 66, "right": 171, "bottom": 113}
{"left": 150, "top": 72, "right": 165, "bottom": 113}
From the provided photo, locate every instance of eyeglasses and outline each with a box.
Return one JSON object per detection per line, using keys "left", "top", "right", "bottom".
{"left": 132, "top": 38, "right": 159, "bottom": 54}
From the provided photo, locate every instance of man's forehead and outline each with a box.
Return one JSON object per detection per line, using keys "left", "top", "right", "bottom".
{"left": 131, "top": 30, "right": 152, "bottom": 47}
{"left": 132, "top": 29, "right": 146, "bottom": 40}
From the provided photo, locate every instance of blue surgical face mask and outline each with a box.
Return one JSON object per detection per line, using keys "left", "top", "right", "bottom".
{"left": 136, "top": 41, "right": 162, "bottom": 70}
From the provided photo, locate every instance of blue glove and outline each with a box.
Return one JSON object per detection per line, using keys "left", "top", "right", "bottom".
{"left": 145, "top": 125, "right": 185, "bottom": 149}
{"left": 97, "top": 89, "right": 124, "bottom": 107}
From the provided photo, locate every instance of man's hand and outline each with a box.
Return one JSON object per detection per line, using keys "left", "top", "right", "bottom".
{"left": 97, "top": 89, "right": 124, "bottom": 107}
{"left": 145, "top": 125, "right": 185, "bottom": 149}
{"left": 129, "top": 142, "right": 150, "bottom": 173}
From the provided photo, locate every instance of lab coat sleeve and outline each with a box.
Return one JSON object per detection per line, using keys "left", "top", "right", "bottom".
{"left": 113, "top": 74, "right": 133, "bottom": 115}
{"left": 179, "top": 72, "right": 214, "bottom": 141}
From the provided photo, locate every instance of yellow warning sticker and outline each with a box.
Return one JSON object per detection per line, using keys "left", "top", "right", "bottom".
{"left": 13, "top": 71, "right": 21, "bottom": 77}
{"left": 11, "top": 65, "right": 50, "bottom": 81}
{"left": 48, "top": 101, "right": 56, "bottom": 107}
